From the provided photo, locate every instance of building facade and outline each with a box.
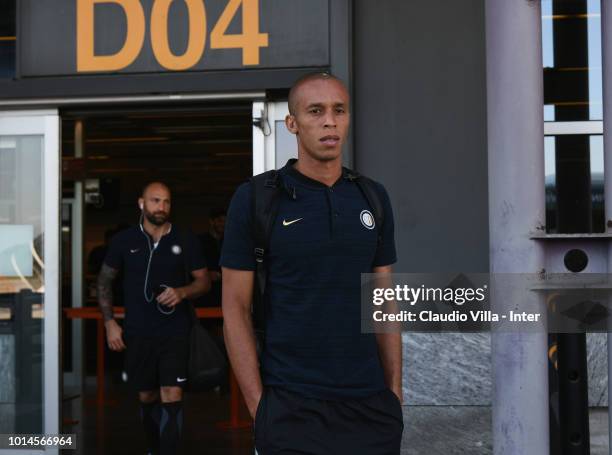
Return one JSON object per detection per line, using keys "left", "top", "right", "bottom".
{"left": 0, "top": 1, "right": 608, "bottom": 454}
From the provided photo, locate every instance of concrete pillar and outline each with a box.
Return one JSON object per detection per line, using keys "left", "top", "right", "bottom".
{"left": 486, "top": 1, "right": 550, "bottom": 453}
{"left": 601, "top": 2, "right": 612, "bottom": 453}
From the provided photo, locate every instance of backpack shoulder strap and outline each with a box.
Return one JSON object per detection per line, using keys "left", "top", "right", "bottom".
{"left": 250, "top": 169, "right": 282, "bottom": 265}
{"left": 249, "top": 169, "right": 283, "bottom": 338}
{"left": 345, "top": 169, "right": 385, "bottom": 243}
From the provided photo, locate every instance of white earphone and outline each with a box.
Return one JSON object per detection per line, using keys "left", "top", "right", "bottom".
{"left": 139, "top": 203, "right": 143, "bottom": 210}
{"left": 139, "top": 218, "right": 174, "bottom": 315}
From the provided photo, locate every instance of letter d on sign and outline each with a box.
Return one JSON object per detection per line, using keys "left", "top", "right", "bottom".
{"left": 77, "top": 0, "right": 145, "bottom": 72}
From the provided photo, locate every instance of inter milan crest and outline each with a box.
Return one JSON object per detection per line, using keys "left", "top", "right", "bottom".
{"left": 360, "top": 210, "right": 375, "bottom": 230}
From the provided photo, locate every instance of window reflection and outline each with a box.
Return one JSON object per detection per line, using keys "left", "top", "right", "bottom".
{"left": 542, "top": 0, "right": 602, "bottom": 121}
{"left": 0, "top": 136, "right": 45, "bottom": 294}
{"left": 0, "top": 134, "right": 44, "bottom": 434}
{"left": 544, "top": 134, "right": 603, "bottom": 233}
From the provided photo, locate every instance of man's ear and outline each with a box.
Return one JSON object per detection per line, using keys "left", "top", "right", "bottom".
{"left": 285, "top": 114, "right": 298, "bottom": 135}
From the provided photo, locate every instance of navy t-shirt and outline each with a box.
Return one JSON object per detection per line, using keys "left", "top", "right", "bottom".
{"left": 220, "top": 162, "right": 397, "bottom": 400}
{"left": 104, "top": 225, "right": 206, "bottom": 337}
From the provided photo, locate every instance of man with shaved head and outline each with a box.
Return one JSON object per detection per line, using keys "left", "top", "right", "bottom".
{"left": 221, "top": 73, "right": 403, "bottom": 454}
{"left": 97, "top": 181, "right": 210, "bottom": 455}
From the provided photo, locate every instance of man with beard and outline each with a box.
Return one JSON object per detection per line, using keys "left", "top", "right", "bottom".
{"left": 97, "top": 181, "right": 210, "bottom": 455}
{"left": 221, "top": 73, "right": 403, "bottom": 454}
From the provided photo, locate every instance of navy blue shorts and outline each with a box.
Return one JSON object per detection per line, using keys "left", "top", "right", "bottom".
{"left": 254, "top": 387, "right": 404, "bottom": 455}
{"left": 124, "top": 335, "right": 190, "bottom": 391}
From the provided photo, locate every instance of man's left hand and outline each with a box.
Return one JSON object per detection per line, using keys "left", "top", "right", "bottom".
{"left": 391, "top": 386, "right": 403, "bottom": 404}
{"left": 210, "top": 271, "right": 221, "bottom": 282}
{"left": 157, "top": 287, "right": 185, "bottom": 308}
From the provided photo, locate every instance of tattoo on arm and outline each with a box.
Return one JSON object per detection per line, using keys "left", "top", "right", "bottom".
{"left": 97, "top": 264, "right": 118, "bottom": 322}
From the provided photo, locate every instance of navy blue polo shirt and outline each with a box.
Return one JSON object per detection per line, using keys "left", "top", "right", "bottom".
{"left": 104, "top": 225, "right": 206, "bottom": 337}
{"left": 220, "top": 162, "right": 397, "bottom": 400}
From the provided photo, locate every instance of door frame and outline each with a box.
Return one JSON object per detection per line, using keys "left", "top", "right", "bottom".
{"left": 252, "top": 101, "right": 291, "bottom": 174}
{"left": 0, "top": 109, "right": 60, "bottom": 454}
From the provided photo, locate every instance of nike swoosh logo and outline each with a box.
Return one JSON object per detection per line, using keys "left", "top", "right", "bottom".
{"left": 177, "top": 377, "right": 187, "bottom": 383}
{"left": 282, "top": 218, "right": 303, "bottom": 226}
{"left": 130, "top": 249, "right": 139, "bottom": 253}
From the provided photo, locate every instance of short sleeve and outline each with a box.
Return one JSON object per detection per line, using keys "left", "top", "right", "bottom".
{"left": 219, "top": 182, "right": 257, "bottom": 271}
{"left": 187, "top": 232, "right": 207, "bottom": 272}
{"left": 103, "top": 233, "right": 124, "bottom": 270}
{"left": 372, "top": 183, "right": 397, "bottom": 267}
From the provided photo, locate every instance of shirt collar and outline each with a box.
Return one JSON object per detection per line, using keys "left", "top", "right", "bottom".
{"left": 280, "top": 158, "right": 356, "bottom": 189}
{"left": 140, "top": 223, "right": 173, "bottom": 243}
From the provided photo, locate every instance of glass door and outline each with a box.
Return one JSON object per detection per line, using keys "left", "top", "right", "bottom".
{"left": 0, "top": 110, "right": 60, "bottom": 454}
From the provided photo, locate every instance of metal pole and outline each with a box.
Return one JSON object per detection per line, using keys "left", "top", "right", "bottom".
{"left": 558, "top": 333, "right": 590, "bottom": 454}
{"left": 71, "top": 120, "right": 84, "bottom": 390}
{"left": 486, "top": 1, "right": 549, "bottom": 454}
{"left": 600, "top": 2, "right": 612, "bottom": 453}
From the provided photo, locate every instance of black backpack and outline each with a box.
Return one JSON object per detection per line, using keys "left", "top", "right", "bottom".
{"left": 177, "top": 229, "right": 228, "bottom": 392}
{"left": 249, "top": 159, "right": 385, "bottom": 350}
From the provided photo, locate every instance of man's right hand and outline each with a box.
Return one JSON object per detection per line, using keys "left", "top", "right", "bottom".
{"left": 247, "top": 389, "right": 263, "bottom": 419}
{"left": 104, "top": 319, "right": 126, "bottom": 351}
{"left": 222, "top": 267, "right": 263, "bottom": 421}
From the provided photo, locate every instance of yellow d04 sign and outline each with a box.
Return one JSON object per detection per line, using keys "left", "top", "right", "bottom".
{"left": 77, "top": 0, "right": 269, "bottom": 72}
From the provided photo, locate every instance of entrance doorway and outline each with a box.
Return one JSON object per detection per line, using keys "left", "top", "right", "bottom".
{"left": 60, "top": 102, "right": 256, "bottom": 453}
{"left": 61, "top": 102, "right": 253, "bottom": 363}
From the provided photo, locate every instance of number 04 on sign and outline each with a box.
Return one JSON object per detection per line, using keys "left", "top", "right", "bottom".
{"left": 77, "top": 0, "right": 269, "bottom": 72}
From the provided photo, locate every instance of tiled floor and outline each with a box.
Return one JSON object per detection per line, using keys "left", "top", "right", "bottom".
{"left": 62, "top": 381, "right": 255, "bottom": 455}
